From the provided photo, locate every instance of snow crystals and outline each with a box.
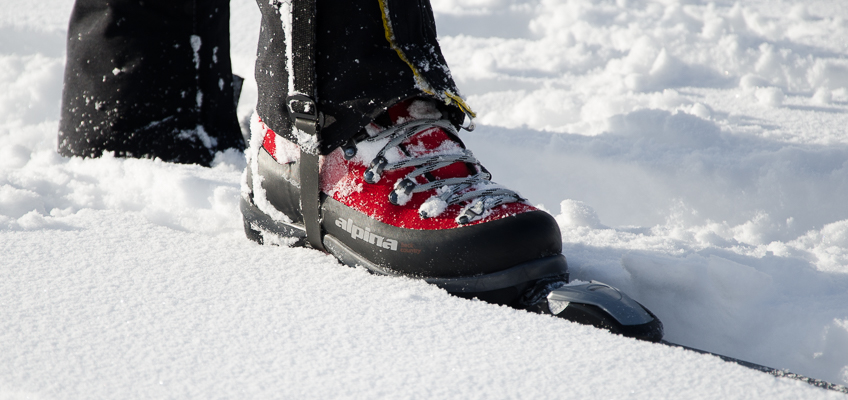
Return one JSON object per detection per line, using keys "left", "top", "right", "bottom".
{"left": 2, "top": 0, "right": 848, "bottom": 397}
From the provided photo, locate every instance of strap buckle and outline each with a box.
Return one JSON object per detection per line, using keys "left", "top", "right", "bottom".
{"left": 286, "top": 94, "right": 323, "bottom": 136}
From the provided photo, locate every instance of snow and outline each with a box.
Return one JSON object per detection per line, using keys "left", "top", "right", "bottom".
{"left": 1, "top": 0, "right": 847, "bottom": 398}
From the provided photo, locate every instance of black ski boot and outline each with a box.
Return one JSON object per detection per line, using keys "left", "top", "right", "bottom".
{"left": 241, "top": 99, "right": 663, "bottom": 342}
{"left": 243, "top": 99, "right": 567, "bottom": 301}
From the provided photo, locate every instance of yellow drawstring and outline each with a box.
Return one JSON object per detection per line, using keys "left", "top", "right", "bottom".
{"left": 376, "top": 0, "right": 476, "bottom": 124}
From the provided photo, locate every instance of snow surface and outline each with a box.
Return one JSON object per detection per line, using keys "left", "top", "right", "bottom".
{"left": 2, "top": 0, "right": 848, "bottom": 398}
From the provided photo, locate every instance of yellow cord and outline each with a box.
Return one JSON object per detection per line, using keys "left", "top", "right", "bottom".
{"left": 376, "top": 0, "right": 475, "bottom": 119}
{"left": 444, "top": 91, "right": 476, "bottom": 118}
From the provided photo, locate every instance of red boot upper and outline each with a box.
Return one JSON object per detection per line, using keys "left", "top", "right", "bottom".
{"left": 261, "top": 99, "right": 538, "bottom": 230}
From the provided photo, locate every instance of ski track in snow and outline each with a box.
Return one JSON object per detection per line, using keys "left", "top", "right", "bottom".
{"left": 1, "top": 0, "right": 847, "bottom": 398}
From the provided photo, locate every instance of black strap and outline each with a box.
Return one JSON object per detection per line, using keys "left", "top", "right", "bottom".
{"left": 288, "top": 0, "right": 324, "bottom": 251}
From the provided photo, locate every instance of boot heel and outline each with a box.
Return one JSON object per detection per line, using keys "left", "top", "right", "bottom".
{"left": 240, "top": 197, "right": 307, "bottom": 247}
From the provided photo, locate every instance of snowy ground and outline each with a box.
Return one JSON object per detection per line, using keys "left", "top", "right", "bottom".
{"left": 2, "top": 0, "right": 847, "bottom": 398}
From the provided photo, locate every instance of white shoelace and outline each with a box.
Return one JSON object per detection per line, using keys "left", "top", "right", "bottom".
{"left": 360, "top": 118, "right": 523, "bottom": 224}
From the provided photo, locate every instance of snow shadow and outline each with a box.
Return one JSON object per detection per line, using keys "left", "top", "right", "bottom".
{"left": 558, "top": 238, "right": 848, "bottom": 386}
{"left": 463, "top": 117, "right": 848, "bottom": 239}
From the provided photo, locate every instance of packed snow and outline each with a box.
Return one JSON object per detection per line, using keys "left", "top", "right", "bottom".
{"left": 2, "top": 0, "right": 847, "bottom": 398}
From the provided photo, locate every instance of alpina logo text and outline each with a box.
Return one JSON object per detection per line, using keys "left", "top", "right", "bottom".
{"left": 335, "top": 218, "right": 398, "bottom": 251}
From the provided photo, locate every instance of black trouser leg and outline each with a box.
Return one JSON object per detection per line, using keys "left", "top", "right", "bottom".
{"left": 58, "top": 0, "right": 244, "bottom": 166}
{"left": 254, "top": 0, "right": 465, "bottom": 155}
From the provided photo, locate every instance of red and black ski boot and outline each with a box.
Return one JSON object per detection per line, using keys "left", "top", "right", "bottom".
{"left": 240, "top": 99, "right": 663, "bottom": 341}
{"left": 242, "top": 99, "right": 566, "bottom": 301}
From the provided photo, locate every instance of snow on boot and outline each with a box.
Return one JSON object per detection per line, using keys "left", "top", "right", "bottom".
{"left": 240, "top": 98, "right": 662, "bottom": 341}
{"left": 242, "top": 99, "right": 565, "bottom": 302}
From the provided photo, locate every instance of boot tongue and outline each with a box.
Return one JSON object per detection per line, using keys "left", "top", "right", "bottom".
{"left": 387, "top": 99, "right": 472, "bottom": 181}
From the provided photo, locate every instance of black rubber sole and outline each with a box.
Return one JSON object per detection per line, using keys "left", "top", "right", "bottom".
{"left": 241, "top": 196, "right": 569, "bottom": 297}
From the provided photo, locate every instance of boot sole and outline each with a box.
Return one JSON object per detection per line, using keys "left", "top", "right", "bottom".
{"left": 241, "top": 196, "right": 568, "bottom": 295}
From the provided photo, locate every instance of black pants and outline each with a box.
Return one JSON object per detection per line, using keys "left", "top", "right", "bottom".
{"left": 58, "top": 0, "right": 463, "bottom": 165}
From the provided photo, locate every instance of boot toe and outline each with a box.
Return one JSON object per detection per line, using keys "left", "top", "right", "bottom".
{"left": 322, "top": 196, "right": 563, "bottom": 278}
